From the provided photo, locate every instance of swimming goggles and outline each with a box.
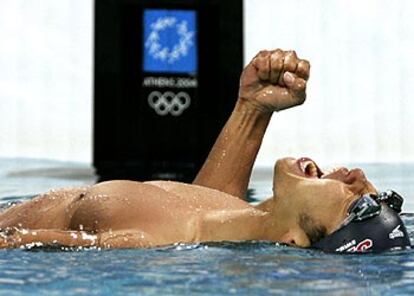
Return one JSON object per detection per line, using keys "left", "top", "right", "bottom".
{"left": 337, "top": 190, "right": 404, "bottom": 230}
{"left": 312, "top": 189, "right": 410, "bottom": 253}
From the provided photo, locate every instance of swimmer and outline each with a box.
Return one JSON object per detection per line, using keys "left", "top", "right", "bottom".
{"left": 0, "top": 49, "right": 410, "bottom": 252}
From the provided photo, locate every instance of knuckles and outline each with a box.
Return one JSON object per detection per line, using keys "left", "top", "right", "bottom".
{"left": 254, "top": 49, "right": 310, "bottom": 82}
{"left": 241, "top": 48, "right": 310, "bottom": 111}
{"left": 259, "top": 50, "right": 270, "bottom": 56}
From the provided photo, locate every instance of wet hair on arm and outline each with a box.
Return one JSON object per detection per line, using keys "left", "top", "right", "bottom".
{"left": 298, "top": 213, "right": 327, "bottom": 245}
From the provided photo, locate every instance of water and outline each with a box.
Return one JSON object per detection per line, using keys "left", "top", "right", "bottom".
{"left": 1, "top": 158, "right": 414, "bottom": 295}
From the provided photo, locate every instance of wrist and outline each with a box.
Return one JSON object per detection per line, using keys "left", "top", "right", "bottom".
{"left": 232, "top": 99, "right": 273, "bottom": 140}
{"left": 236, "top": 97, "right": 274, "bottom": 118}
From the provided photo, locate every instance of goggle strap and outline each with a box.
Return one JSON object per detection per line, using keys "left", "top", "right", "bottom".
{"left": 355, "top": 203, "right": 370, "bottom": 218}
{"left": 338, "top": 212, "right": 356, "bottom": 230}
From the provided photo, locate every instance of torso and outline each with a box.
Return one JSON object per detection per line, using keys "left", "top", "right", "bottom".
{"left": 0, "top": 180, "right": 261, "bottom": 246}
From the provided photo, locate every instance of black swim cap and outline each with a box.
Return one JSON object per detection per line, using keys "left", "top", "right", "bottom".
{"left": 312, "top": 198, "right": 411, "bottom": 253}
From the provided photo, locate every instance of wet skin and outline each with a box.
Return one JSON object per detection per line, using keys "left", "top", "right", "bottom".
{"left": 259, "top": 157, "right": 377, "bottom": 246}
{"left": 0, "top": 180, "right": 267, "bottom": 248}
{"left": 0, "top": 158, "right": 377, "bottom": 249}
{"left": 0, "top": 48, "right": 377, "bottom": 249}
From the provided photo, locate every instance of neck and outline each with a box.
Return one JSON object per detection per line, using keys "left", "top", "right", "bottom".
{"left": 197, "top": 208, "right": 269, "bottom": 242}
{"left": 255, "top": 197, "right": 274, "bottom": 212}
{"left": 196, "top": 198, "right": 289, "bottom": 244}
{"left": 254, "top": 196, "right": 291, "bottom": 242}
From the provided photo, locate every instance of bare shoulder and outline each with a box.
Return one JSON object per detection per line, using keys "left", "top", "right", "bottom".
{"left": 145, "top": 180, "right": 238, "bottom": 198}
{"left": 145, "top": 181, "right": 250, "bottom": 209}
{"left": 91, "top": 179, "right": 170, "bottom": 194}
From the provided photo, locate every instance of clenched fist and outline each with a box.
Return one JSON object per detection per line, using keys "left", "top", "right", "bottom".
{"left": 239, "top": 49, "right": 310, "bottom": 113}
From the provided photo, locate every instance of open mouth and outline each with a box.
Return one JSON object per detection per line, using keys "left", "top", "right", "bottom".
{"left": 293, "top": 157, "right": 373, "bottom": 190}
{"left": 297, "top": 157, "right": 324, "bottom": 178}
{"left": 297, "top": 157, "right": 354, "bottom": 181}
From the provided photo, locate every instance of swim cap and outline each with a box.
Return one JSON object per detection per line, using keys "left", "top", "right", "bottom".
{"left": 312, "top": 194, "right": 411, "bottom": 253}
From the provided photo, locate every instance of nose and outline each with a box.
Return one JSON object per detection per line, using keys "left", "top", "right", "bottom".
{"left": 344, "top": 168, "right": 366, "bottom": 183}
{"left": 345, "top": 169, "right": 377, "bottom": 195}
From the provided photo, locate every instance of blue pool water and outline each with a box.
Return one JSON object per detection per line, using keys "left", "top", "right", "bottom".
{"left": 1, "top": 158, "right": 414, "bottom": 295}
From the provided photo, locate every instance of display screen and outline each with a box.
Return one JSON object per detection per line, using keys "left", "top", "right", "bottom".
{"left": 143, "top": 9, "right": 198, "bottom": 74}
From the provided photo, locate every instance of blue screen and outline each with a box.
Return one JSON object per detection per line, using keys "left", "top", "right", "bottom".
{"left": 143, "top": 9, "right": 197, "bottom": 74}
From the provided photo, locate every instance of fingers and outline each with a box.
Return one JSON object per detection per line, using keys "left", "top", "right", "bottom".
{"left": 253, "top": 49, "right": 310, "bottom": 83}
{"left": 284, "top": 51, "right": 299, "bottom": 73}
{"left": 270, "top": 49, "right": 284, "bottom": 83}
{"left": 283, "top": 72, "right": 307, "bottom": 103}
{"left": 254, "top": 50, "right": 271, "bottom": 80}
{"left": 277, "top": 50, "right": 298, "bottom": 86}
{"left": 296, "top": 59, "right": 310, "bottom": 80}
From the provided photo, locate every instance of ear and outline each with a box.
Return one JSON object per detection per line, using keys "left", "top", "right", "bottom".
{"left": 280, "top": 229, "right": 310, "bottom": 247}
{"left": 280, "top": 230, "right": 297, "bottom": 246}
{"left": 280, "top": 231, "right": 296, "bottom": 246}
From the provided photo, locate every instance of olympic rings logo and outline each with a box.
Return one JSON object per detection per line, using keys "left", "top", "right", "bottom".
{"left": 148, "top": 91, "right": 191, "bottom": 116}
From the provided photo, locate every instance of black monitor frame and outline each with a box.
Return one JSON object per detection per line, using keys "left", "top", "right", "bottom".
{"left": 94, "top": 0, "right": 243, "bottom": 182}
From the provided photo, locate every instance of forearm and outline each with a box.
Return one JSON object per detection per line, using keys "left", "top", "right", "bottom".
{"left": 1, "top": 229, "right": 98, "bottom": 249}
{"left": 193, "top": 99, "right": 272, "bottom": 199}
{"left": 0, "top": 229, "right": 156, "bottom": 249}
{"left": 193, "top": 49, "right": 309, "bottom": 198}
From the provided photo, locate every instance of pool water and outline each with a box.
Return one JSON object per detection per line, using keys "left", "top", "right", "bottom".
{"left": 1, "top": 158, "right": 414, "bottom": 295}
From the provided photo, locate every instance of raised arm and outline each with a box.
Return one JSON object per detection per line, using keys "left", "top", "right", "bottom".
{"left": 193, "top": 49, "right": 310, "bottom": 199}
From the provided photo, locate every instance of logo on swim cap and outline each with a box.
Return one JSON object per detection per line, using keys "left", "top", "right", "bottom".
{"left": 335, "top": 239, "right": 373, "bottom": 253}
{"left": 389, "top": 225, "right": 405, "bottom": 240}
{"left": 335, "top": 239, "right": 356, "bottom": 252}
